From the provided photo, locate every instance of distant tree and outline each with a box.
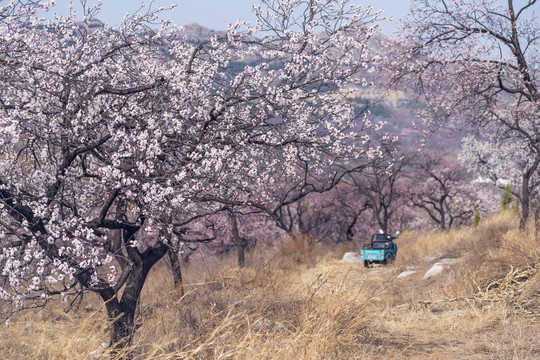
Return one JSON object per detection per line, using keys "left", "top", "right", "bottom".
{"left": 351, "top": 149, "right": 411, "bottom": 234}
{"left": 410, "top": 154, "right": 481, "bottom": 230}
{"left": 459, "top": 134, "right": 540, "bottom": 226}
{"left": 271, "top": 187, "right": 372, "bottom": 244}
{"left": 222, "top": 208, "right": 270, "bottom": 268}
{"left": 331, "top": 184, "right": 373, "bottom": 243}
{"left": 167, "top": 213, "right": 221, "bottom": 290}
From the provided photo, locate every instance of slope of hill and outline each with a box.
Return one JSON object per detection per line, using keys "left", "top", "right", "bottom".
{"left": 1, "top": 212, "right": 538, "bottom": 359}
{"left": 76, "top": 19, "right": 462, "bottom": 151}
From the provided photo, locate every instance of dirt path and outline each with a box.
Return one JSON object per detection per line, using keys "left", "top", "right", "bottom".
{"left": 294, "top": 254, "right": 540, "bottom": 359}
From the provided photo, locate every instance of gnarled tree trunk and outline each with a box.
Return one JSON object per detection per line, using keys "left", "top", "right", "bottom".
{"left": 228, "top": 210, "right": 246, "bottom": 267}
{"left": 99, "top": 242, "right": 169, "bottom": 352}
{"left": 167, "top": 248, "right": 184, "bottom": 295}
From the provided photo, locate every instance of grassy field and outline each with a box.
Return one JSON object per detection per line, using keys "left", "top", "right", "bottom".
{"left": 1, "top": 211, "right": 539, "bottom": 359}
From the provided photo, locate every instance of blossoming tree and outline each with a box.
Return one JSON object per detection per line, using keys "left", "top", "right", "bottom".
{"left": 409, "top": 153, "right": 484, "bottom": 230}
{"left": 350, "top": 147, "right": 411, "bottom": 234}
{"left": 459, "top": 134, "right": 540, "bottom": 215}
{"left": 0, "top": 0, "right": 385, "bottom": 347}
{"left": 390, "top": 0, "right": 539, "bottom": 227}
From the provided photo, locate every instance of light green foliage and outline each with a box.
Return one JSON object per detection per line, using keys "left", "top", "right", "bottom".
{"left": 501, "top": 185, "right": 512, "bottom": 211}
{"left": 473, "top": 212, "right": 481, "bottom": 227}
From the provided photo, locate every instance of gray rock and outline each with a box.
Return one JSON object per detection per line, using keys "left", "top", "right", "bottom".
{"left": 89, "top": 342, "right": 109, "bottom": 360}
{"left": 423, "top": 263, "right": 445, "bottom": 279}
{"left": 339, "top": 252, "right": 363, "bottom": 263}
{"left": 397, "top": 270, "right": 416, "bottom": 279}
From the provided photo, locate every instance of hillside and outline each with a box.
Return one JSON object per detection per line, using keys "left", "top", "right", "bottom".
{"left": 84, "top": 20, "right": 454, "bottom": 151}
{"left": 1, "top": 212, "right": 538, "bottom": 359}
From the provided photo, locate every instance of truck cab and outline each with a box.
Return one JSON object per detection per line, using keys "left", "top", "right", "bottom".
{"left": 360, "top": 232, "right": 398, "bottom": 268}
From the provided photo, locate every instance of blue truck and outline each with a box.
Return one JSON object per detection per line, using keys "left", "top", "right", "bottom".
{"left": 360, "top": 231, "right": 399, "bottom": 268}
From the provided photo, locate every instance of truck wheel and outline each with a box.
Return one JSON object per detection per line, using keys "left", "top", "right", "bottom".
{"left": 364, "top": 260, "right": 369, "bottom": 268}
{"left": 382, "top": 257, "right": 388, "bottom": 265}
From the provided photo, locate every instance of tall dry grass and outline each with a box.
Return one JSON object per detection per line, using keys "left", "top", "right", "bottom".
{"left": 1, "top": 211, "right": 539, "bottom": 359}
{"left": 369, "top": 211, "right": 540, "bottom": 359}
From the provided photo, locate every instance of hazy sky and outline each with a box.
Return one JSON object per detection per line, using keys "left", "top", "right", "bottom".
{"left": 42, "top": 0, "right": 411, "bottom": 36}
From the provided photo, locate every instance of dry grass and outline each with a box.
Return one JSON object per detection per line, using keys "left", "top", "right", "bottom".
{"left": 1, "top": 212, "right": 539, "bottom": 359}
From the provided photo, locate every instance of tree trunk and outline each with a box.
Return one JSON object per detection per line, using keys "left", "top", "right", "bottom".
{"left": 440, "top": 206, "right": 446, "bottom": 231}
{"left": 381, "top": 210, "right": 388, "bottom": 234}
{"left": 99, "top": 286, "right": 139, "bottom": 353}
{"left": 520, "top": 171, "right": 530, "bottom": 230}
{"left": 167, "top": 248, "right": 184, "bottom": 295}
{"left": 346, "top": 203, "right": 370, "bottom": 242}
{"left": 237, "top": 239, "right": 246, "bottom": 267}
{"left": 519, "top": 149, "right": 540, "bottom": 230}
{"left": 111, "top": 200, "right": 130, "bottom": 271}
{"left": 100, "top": 243, "right": 168, "bottom": 353}
{"left": 346, "top": 224, "right": 355, "bottom": 242}
{"left": 107, "top": 299, "right": 137, "bottom": 351}
{"left": 112, "top": 265, "right": 147, "bottom": 349}
{"left": 228, "top": 210, "right": 246, "bottom": 267}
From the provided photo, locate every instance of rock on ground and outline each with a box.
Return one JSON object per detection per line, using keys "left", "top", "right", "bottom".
{"left": 339, "top": 252, "right": 363, "bottom": 263}
{"left": 423, "top": 259, "right": 457, "bottom": 280}
{"left": 423, "top": 263, "right": 445, "bottom": 279}
{"left": 398, "top": 270, "right": 417, "bottom": 279}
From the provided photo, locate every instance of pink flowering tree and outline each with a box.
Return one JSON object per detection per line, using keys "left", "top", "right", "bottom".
{"left": 409, "top": 154, "right": 484, "bottom": 230}
{"left": 213, "top": 209, "right": 276, "bottom": 267}
{"left": 329, "top": 184, "right": 373, "bottom": 243}
{"left": 261, "top": 187, "right": 371, "bottom": 244}
{"left": 350, "top": 148, "right": 411, "bottom": 234}
{"left": 389, "top": 0, "right": 540, "bottom": 228}
{"left": 0, "top": 0, "right": 386, "bottom": 347}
